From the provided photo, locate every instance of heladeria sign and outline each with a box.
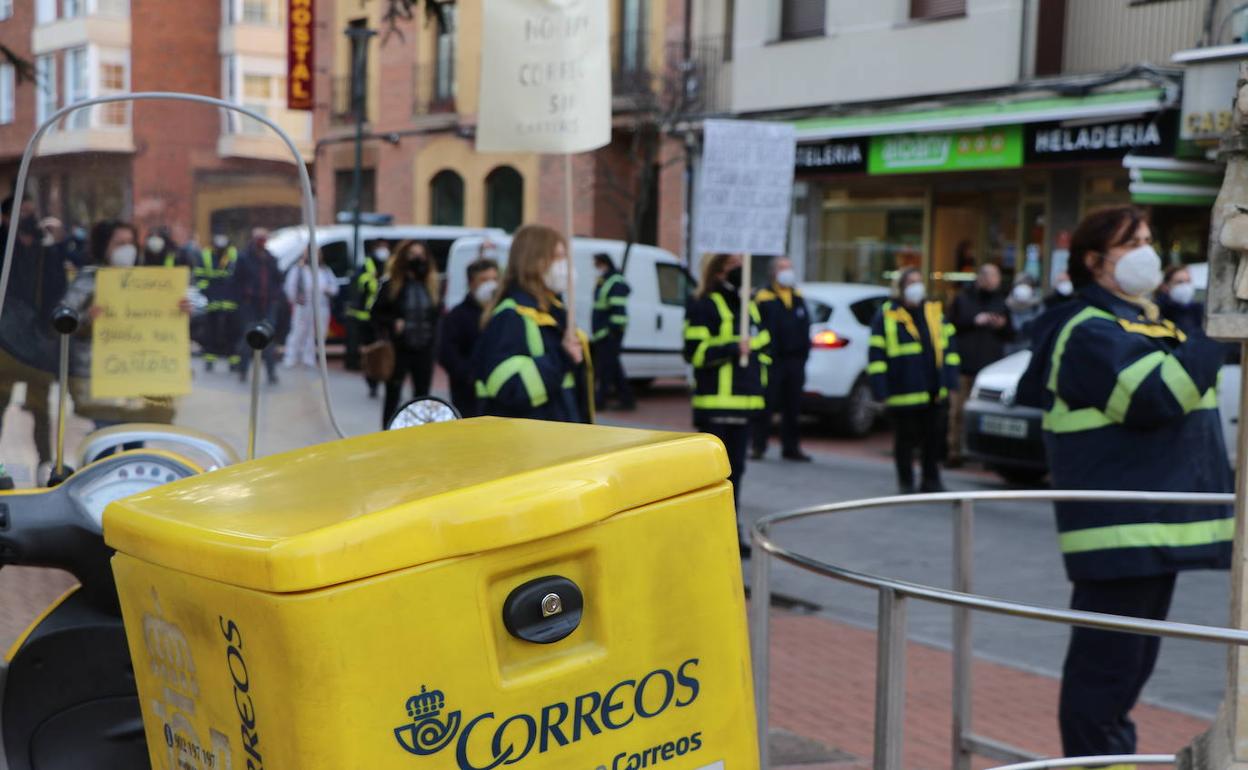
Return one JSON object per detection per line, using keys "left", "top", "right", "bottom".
{"left": 1025, "top": 112, "right": 1176, "bottom": 163}
{"left": 287, "top": 0, "right": 314, "bottom": 111}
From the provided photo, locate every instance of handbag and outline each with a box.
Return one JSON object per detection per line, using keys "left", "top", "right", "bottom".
{"left": 361, "top": 339, "right": 395, "bottom": 382}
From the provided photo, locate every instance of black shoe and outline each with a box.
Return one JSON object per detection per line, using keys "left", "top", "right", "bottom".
{"left": 749, "top": 448, "right": 766, "bottom": 461}
{"left": 782, "top": 451, "right": 813, "bottom": 463}
{"left": 739, "top": 539, "right": 752, "bottom": 559}
{"left": 617, "top": 402, "right": 637, "bottom": 412}
{"left": 267, "top": 372, "right": 279, "bottom": 386}
{"left": 898, "top": 481, "right": 916, "bottom": 495}
{"left": 204, "top": 360, "right": 215, "bottom": 373}
{"left": 920, "top": 479, "right": 946, "bottom": 494}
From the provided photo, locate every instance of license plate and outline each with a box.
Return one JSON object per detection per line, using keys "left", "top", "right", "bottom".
{"left": 980, "top": 414, "right": 1029, "bottom": 439}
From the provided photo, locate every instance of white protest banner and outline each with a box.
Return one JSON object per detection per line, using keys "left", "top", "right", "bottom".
{"left": 694, "top": 120, "right": 798, "bottom": 257}
{"left": 476, "top": 0, "right": 611, "bottom": 154}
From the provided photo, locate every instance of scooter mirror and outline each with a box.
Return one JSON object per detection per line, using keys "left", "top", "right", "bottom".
{"left": 386, "top": 397, "right": 461, "bottom": 431}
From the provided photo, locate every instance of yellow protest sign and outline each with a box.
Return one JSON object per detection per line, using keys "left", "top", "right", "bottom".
{"left": 90, "top": 266, "right": 191, "bottom": 399}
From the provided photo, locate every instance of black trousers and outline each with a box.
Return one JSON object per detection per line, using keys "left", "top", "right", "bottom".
{"left": 753, "top": 355, "right": 806, "bottom": 455}
{"left": 383, "top": 345, "right": 436, "bottom": 427}
{"left": 449, "top": 382, "right": 478, "bottom": 418}
{"left": 205, "top": 310, "right": 240, "bottom": 363}
{"left": 1059, "top": 573, "right": 1176, "bottom": 757}
{"left": 890, "top": 404, "right": 945, "bottom": 489}
{"left": 697, "top": 417, "right": 750, "bottom": 541}
{"left": 344, "top": 316, "right": 364, "bottom": 370}
{"left": 593, "top": 332, "right": 634, "bottom": 408}
{"left": 236, "top": 306, "right": 279, "bottom": 379}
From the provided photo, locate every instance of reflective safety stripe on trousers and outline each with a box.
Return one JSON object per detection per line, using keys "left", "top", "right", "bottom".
{"left": 689, "top": 292, "right": 767, "bottom": 410}
{"left": 1043, "top": 307, "right": 1217, "bottom": 433}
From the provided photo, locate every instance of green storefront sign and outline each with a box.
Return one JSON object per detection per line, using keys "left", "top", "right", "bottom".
{"left": 868, "top": 126, "right": 1024, "bottom": 174}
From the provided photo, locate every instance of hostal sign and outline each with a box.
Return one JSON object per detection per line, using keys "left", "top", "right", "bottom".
{"left": 287, "top": 0, "right": 314, "bottom": 111}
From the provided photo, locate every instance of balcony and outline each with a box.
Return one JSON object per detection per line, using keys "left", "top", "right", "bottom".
{"left": 329, "top": 75, "right": 360, "bottom": 128}
{"left": 610, "top": 35, "right": 731, "bottom": 119}
{"left": 411, "top": 63, "right": 458, "bottom": 124}
{"left": 220, "top": 103, "right": 313, "bottom": 162}
{"left": 38, "top": 103, "right": 134, "bottom": 155}
{"left": 33, "top": 6, "right": 130, "bottom": 55}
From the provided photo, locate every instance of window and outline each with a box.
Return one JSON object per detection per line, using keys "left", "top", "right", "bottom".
{"left": 656, "top": 264, "right": 692, "bottom": 307}
{"left": 35, "top": 55, "right": 57, "bottom": 126}
{"left": 334, "top": 169, "right": 376, "bottom": 215}
{"left": 910, "top": 0, "right": 965, "bottom": 21}
{"left": 485, "top": 166, "right": 523, "bottom": 233}
{"left": 807, "top": 300, "right": 832, "bottom": 324}
{"left": 0, "top": 0, "right": 12, "bottom": 21}
{"left": 429, "top": 170, "right": 465, "bottom": 226}
{"left": 433, "top": 5, "right": 456, "bottom": 104}
{"left": 99, "top": 59, "right": 127, "bottom": 125}
{"left": 64, "top": 47, "right": 89, "bottom": 129}
{"left": 0, "top": 65, "right": 13, "bottom": 125}
{"left": 64, "top": 0, "right": 85, "bottom": 18}
{"left": 242, "top": 0, "right": 278, "bottom": 24}
{"left": 36, "top": 0, "right": 55, "bottom": 25}
{"left": 850, "top": 297, "right": 886, "bottom": 327}
{"left": 619, "top": 0, "right": 647, "bottom": 73}
{"left": 780, "top": 0, "right": 824, "bottom": 40}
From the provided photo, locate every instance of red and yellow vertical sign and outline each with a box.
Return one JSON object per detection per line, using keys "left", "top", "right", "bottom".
{"left": 287, "top": 0, "right": 314, "bottom": 110}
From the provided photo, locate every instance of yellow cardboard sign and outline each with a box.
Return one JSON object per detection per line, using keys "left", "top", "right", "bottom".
{"left": 90, "top": 266, "right": 191, "bottom": 399}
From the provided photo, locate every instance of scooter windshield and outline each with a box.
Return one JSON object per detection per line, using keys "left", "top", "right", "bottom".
{"left": 0, "top": 94, "right": 344, "bottom": 486}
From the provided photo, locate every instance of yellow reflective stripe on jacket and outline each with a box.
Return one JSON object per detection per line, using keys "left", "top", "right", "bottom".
{"left": 688, "top": 292, "right": 767, "bottom": 411}
{"left": 1060, "top": 517, "right": 1234, "bottom": 555}
{"left": 692, "top": 394, "right": 766, "bottom": 409}
{"left": 1044, "top": 306, "right": 1218, "bottom": 433}
{"left": 867, "top": 361, "right": 887, "bottom": 375}
{"left": 482, "top": 355, "right": 547, "bottom": 407}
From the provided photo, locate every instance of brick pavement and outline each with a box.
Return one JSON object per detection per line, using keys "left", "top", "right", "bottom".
{"left": 765, "top": 608, "right": 1208, "bottom": 770}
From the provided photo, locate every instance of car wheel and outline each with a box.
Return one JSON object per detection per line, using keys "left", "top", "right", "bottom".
{"left": 835, "top": 378, "right": 878, "bottom": 437}
{"left": 992, "top": 465, "right": 1048, "bottom": 487}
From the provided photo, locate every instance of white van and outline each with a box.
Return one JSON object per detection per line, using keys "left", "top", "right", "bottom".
{"left": 445, "top": 236, "right": 693, "bottom": 381}
{"left": 267, "top": 224, "right": 506, "bottom": 279}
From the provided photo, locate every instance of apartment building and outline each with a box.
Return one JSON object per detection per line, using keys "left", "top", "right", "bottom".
{"left": 0, "top": 0, "right": 313, "bottom": 247}
{"left": 742, "top": 0, "right": 1234, "bottom": 291}
{"left": 313, "top": 0, "right": 730, "bottom": 259}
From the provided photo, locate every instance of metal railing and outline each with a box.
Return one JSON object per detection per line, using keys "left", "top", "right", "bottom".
{"left": 749, "top": 489, "right": 1245, "bottom": 770}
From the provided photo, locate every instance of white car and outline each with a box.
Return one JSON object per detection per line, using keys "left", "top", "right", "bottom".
{"left": 799, "top": 283, "right": 890, "bottom": 436}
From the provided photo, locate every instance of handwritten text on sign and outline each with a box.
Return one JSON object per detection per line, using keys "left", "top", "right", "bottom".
{"left": 91, "top": 267, "right": 191, "bottom": 399}
{"left": 476, "top": 0, "right": 610, "bottom": 154}
{"left": 694, "top": 120, "right": 797, "bottom": 256}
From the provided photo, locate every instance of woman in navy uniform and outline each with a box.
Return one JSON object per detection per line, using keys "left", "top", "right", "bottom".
{"left": 1019, "top": 206, "right": 1232, "bottom": 758}
{"left": 473, "top": 225, "right": 585, "bottom": 423}
{"left": 683, "top": 253, "right": 771, "bottom": 554}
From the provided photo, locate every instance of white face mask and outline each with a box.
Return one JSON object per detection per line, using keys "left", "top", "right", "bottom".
{"left": 1011, "top": 284, "right": 1035, "bottom": 303}
{"left": 1112, "top": 245, "right": 1163, "bottom": 298}
{"left": 544, "top": 259, "right": 570, "bottom": 293}
{"left": 147, "top": 236, "right": 165, "bottom": 254}
{"left": 474, "top": 279, "right": 498, "bottom": 304}
{"left": 902, "top": 282, "right": 926, "bottom": 305}
{"left": 1169, "top": 281, "right": 1196, "bottom": 306}
{"left": 212, "top": 235, "right": 229, "bottom": 249}
{"left": 41, "top": 233, "right": 55, "bottom": 247}
{"left": 1056, "top": 280, "right": 1074, "bottom": 297}
{"left": 373, "top": 247, "right": 390, "bottom": 261}
{"left": 775, "top": 269, "right": 797, "bottom": 288}
{"left": 110, "top": 244, "right": 138, "bottom": 267}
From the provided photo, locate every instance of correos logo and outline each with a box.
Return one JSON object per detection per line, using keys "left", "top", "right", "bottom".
{"left": 393, "top": 658, "right": 702, "bottom": 769}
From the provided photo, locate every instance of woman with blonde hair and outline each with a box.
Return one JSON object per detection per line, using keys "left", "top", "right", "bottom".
{"left": 372, "top": 239, "right": 441, "bottom": 426}
{"left": 683, "top": 252, "right": 770, "bottom": 555}
{"left": 472, "top": 224, "right": 584, "bottom": 422}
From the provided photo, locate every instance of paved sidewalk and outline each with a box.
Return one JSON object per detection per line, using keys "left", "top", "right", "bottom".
{"left": 765, "top": 608, "right": 1209, "bottom": 770}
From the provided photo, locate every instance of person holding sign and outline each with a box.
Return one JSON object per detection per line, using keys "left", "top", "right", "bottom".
{"left": 683, "top": 253, "right": 771, "bottom": 556}
{"left": 473, "top": 225, "right": 585, "bottom": 423}
{"left": 60, "top": 220, "right": 191, "bottom": 431}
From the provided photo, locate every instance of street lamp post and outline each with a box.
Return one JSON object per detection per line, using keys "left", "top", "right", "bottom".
{"left": 344, "top": 23, "right": 376, "bottom": 370}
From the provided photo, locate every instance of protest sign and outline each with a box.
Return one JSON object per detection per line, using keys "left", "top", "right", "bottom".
{"left": 91, "top": 267, "right": 191, "bottom": 399}
{"left": 694, "top": 120, "right": 798, "bottom": 257}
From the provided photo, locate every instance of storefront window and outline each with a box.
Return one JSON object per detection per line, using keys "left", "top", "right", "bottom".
{"left": 816, "top": 206, "right": 923, "bottom": 286}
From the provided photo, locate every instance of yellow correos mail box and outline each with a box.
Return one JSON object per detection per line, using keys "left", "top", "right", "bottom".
{"left": 106, "top": 418, "right": 759, "bottom": 770}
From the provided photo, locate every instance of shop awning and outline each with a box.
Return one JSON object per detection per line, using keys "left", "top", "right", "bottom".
{"left": 792, "top": 88, "right": 1171, "bottom": 141}
{"left": 1124, "top": 155, "right": 1222, "bottom": 206}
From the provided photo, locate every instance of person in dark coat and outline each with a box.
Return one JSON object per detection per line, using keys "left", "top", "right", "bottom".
{"left": 438, "top": 257, "right": 498, "bottom": 417}
{"left": 1045, "top": 271, "right": 1076, "bottom": 310}
{"left": 1155, "top": 263, "right": 1203, "bottom": 336}
{"left": 751, "top": 256, "right": 811, "bottom": 462}
{"left": 232, "top": 228, "right": 284, "bottom": 385}
{"left": 591, "top": 252, "right": 634, "bottom": 411}
{"left": 372, "top": 240, "right": 442, "bottom": 428}
{"left": 473, "top": 225, "right": 584, "bottom": 423}
{"left": 1017, "top": 206, "right": 1231, "bottom": 759}
{"left": 948, "top": 263, "right": 1012, "bottom": 465}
